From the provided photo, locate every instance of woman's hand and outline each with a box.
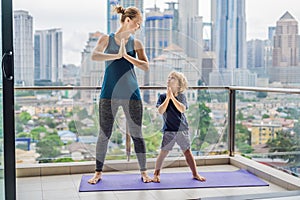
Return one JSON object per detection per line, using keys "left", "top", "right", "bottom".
{"left": 118, "top": 39, "right": 124, "bottom": 59}
{"left": 118, "top": 39, "right": 126, "bottom": 59}
{"left": 121, "top": 39, "right": 127, "bottom": 56}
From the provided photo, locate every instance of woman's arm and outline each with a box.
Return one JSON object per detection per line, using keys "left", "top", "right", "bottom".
{"left": 91, "top": 35, "right": 123, "bottom": 61}
{"left": 123, "top": 39, "right": 149, "bottom": 71}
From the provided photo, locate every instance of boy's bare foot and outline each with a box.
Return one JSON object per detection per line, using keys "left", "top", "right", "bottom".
{"left": 88, "top": 171, "right": 102, "bottom": 184}
{"left": 193, "top": 174, "right": 206, "bottom": 182}
{"left": 141, "top": 171, "right": 152, "bottom": 183}
{"left": 153, "top": 175, "right": 160, "bottom": 183}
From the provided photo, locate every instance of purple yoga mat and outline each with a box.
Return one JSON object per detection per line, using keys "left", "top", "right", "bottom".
{"left": 79, "top": 169, "right": 269, "bottom": 192}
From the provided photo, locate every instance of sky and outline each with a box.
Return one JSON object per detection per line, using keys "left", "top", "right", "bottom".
{"left": 13, "top": 0, "right": 300, "bottom": 65}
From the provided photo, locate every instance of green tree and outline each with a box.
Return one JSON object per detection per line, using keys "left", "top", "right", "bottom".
{"left": 262, "top": 114, "right": 270, "bottom": 119}
{"left": 68, "top": 120, "right": 78, "bottom": 134}
{"left": 267, "top": 131, "right": 296, "bottom": 161}
{"left": 188, "top": 102, "right": 213, "bottom": 151}
{"left": 197, "top": 80, "right": 211, "bottom": 102}
{"left": 142, "top": 107, "right": 163, "bottom": 155}
{"left": 45, "top": 117, "right": 56, "bottom": 128}
{"left": 19, "top": 111, "right": 31, "bottom": 124}
{"left": 236, "top": 110, "right": 244, "bottom": 120}
{"left": 111, "top": 131, "right": 123, "bottom": 144}
{"left": 36, "top": 132, "right": 63, "bottom": 160}
{"left": 30, "top": 126, "right": 47, "bottom": 141}
{"left": 256, "top": 92, "right": 267, "bottom": 98}
{"left": 16, "top": 132, "right": 31, "bottom": 138}
{"left": 144, "top": 131, "right": 162, "bottom": 155}
{"left": 235, "top": 123, "right": 252, "bottom": 154}
{"left": 76, "top": 108, "right": 89, "bottom": 120}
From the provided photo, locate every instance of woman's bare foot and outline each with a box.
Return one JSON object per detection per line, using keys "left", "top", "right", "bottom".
{"left": 141, "top": 171, "right": 152, "bottom": 183}
{"left": 193, "top": 174, "right": 206, "bottom": 182}
{"left": 88, "top": 171, "right": 102, "bottom": 184}
{"left": 152, "top": 174, "right": 160, "bottom": 183}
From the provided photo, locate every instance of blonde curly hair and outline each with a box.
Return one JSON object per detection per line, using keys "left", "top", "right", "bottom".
{"left": 169, "top": 71, "right": 188, "bottom": 93}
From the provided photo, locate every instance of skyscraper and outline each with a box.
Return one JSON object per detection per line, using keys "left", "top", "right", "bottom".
{"left": 273, "top": 11, "right": 299, "bottom": 67}
{"left": 145, "top": 4, "right": 175, "bottom": 61}
{"left": 121, "top": 0, "right": 143, "bottom": 10}
{"left": 178, "top": 0, "right": 203, "bottom": 60}
{"left": 14, "top": 10, "right": 34, "bottom": 86}
{"left": 107, "top": 0, "right": 119, "bottom": 34}
{"left": 211, "top": 0, "right": 247, "bottom": 71}
{"left": 80, "top": 31, "right": 106, "bottom": 101}
{"left": 34, "top": 29, "right": 63, "bottom": 85}
{"left": 210, "top": 0, "right": 248, "bottom": 86}
{"left": 269, "top": 11, "right": 300, "bottom": 85}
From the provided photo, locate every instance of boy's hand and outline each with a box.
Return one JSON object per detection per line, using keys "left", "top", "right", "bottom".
{"left": 166, "top": 87, "right": 172, "bottom": 99}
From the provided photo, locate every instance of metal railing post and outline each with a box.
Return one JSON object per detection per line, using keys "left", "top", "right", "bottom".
{"left": 228, "top": 89, "right": 236, "bottom": 157}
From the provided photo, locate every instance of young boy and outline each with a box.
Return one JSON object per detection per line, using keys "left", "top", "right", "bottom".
{"left": 153, "top": 71, "right": 206, "bottom": 183}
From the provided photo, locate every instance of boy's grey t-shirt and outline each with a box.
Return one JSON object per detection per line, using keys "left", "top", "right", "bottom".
{"left": 156, "top": 93, "right": 189, "bottom": 131}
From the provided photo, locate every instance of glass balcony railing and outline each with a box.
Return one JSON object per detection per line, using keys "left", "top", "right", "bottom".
{"left": 13, "top": 86, "right": 300, "bottom": 178}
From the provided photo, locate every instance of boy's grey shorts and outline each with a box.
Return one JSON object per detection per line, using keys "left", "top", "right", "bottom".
{"left": 161, "top": 130, "right": 191, "bottom": 151}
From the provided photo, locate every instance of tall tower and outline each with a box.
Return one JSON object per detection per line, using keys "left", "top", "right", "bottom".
{"left": 107, "top": 0, "right": 120, "bottom": 34}
{"left": 211, "top": 0, "right": 247, "bottom": 71}
{"left": 178, "top": 0, "right": 202, "bottom": 59}
{"left": 273, "top": 11, "right": 299, "bottom": 67}
{"left": 13, "top": 10, "right": 34, "bottom": 86}
{"left": 145, "top": 4, "right": 175, "bottom": 61}
{"left": 34, "top": 29, "right": 63, "bottom": 85}
{"left": 121, "top": 0, "right": 143, "bottom": 11}
{"left": 80, "top": 32, "right": 106, "bottom": 101}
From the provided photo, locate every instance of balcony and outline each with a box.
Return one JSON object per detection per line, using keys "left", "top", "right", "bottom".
{"left": 13, "top": 86, "right": 300, "bottom": 199}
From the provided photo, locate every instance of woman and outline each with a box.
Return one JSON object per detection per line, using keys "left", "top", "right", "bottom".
{"left": 88, "top": 5, "right": 152, "bottom": 184}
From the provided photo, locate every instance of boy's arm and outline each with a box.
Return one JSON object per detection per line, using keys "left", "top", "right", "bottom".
{"left": 157, "top": 96, "right": 170, "bottom": 114}
{"left": 170, "top": 93, "right": 186, "bottom": 113}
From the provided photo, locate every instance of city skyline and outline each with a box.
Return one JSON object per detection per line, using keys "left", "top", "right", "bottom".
{"left": 13, "top": 0, "right": 300, "bottom": 65}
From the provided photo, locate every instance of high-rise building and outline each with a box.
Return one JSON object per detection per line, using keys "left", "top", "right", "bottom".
{"left": 272, "top": 11, "right": 298, "bottom": 67}
{"left": 107, "top": 0, "right": 120, "bottom": 34}
{"left": 211, "top": 0, "right": 247, "bottom": 71}
{"left": 268, "top": 26, "right": 276, "bottom": 42}
{"left": 145, "top": 5, "right": 175, "bottom": 61}
{"left": 247, "top": 39, "right": 265, "bottom": 69}
{"left": 13, "top": 10, "right": 34, "bottom": 86}
{"left": 265, "top": 26, "right": 276, "bottom": 69}
{"left": 34, "top": 28, "right": 63, "bottom": 85}
{"left": 210, "top": 0, "right": 248, "bottom": 85}
{"left": 80, "top": 32, "right": 105, "bottom": 101}
{"left": 121, "top": 0, "right": 143, "bottom": 11}
{"left": 178, "top": 0, "right": 203, "bottom": 60}
{"left": 269, "top": 11, "right": 300, "bottom": 85}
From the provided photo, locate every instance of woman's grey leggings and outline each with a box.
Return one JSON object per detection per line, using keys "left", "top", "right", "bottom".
{"left": 95, "top": 99, "right": 147, "bottom": 172}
